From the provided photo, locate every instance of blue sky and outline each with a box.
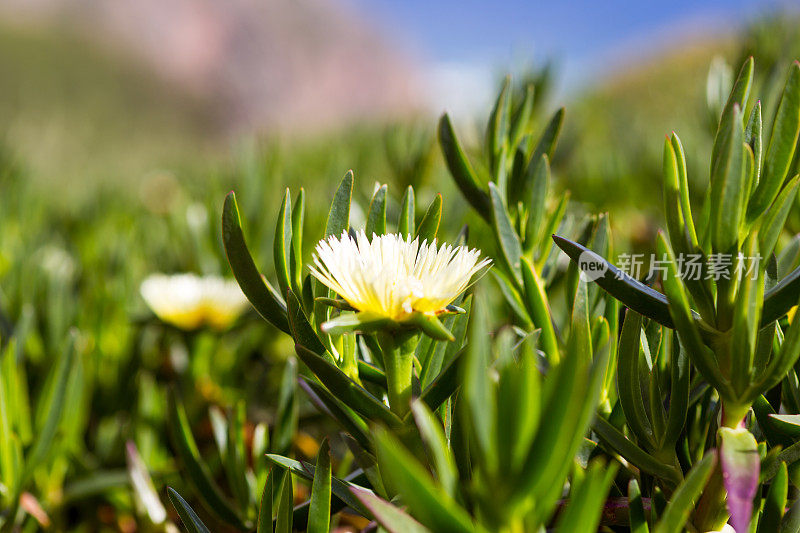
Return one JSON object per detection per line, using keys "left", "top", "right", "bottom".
{"left": 350, "top": 0, "right": 792, "bottom": 113}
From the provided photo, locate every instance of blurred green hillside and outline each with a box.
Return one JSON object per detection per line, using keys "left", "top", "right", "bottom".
{"left": 0, "top": 23, "right": 220, "bottom": 208}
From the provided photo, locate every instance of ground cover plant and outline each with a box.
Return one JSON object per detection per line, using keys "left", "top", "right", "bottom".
{"left": 3, "top": 15, "right": 800, "bottom": 533}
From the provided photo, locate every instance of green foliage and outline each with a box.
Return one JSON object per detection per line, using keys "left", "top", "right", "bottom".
{"left": 4, "top": 15, "right": 800, "bottom": 533}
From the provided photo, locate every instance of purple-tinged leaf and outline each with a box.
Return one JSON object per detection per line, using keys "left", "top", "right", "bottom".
{"left": 719, "top": 427, "right": 759, "bottom": 533}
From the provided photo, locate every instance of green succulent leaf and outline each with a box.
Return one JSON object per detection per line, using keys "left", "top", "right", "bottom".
{"left": 365, "top": 184, "right": 388, "bottom": 236}
{"left": 762, "top": 265, "right": 800, "bottom": 325}
{"left": 265, "top": 455, "right": 372, "bottom": 520}
{"left": 617, "top": 309, "right": 655, "bottom": 448}
{"left": 299, "top": 377, "right": 372, "bottom": 451}
{"left": 307, "top": 438, "right": 332, "bottom": 533}
{"left": 520, "top": 257, "right": 559, "bottom": 360}
{"left": 759, "top": 174, "right": 800, "bottom": 261}
{"left": 325, "top": 170, "right": 353, "bottom": 238}
{"left": 373, "top": 427, "right": 477, "bottom": 533}
{"left": 759, "top": 462, "right": 788, "bottom": 533}
{"left": 555, "top": 460, "right": 618, "bottom": 533}
{"left": 167, "top": 487, "right": 211, "bottom": 533}
{"left": 592, "top": 416, "right": 682, "bottom": 485}
{"left": 222, "top": 192, "right": 290, "bottom": 334}
{"left": 274, "top": 188, "right": 293, "bottom": 300}
{"left": 350, "top": 487, "right": 431, "bottom": 533}
{"left": 709, "top": 103, "right": 746, "bottom": 253}
{"left": 628, "top": 479, "right": 650, "bottom": 533}
{"left": 653, "top": 451, "right": 717, "bottom": 533}
{"left": 489, "top": 182, "right": 522, "bottom": 281}
{"left": 711, "top": 56, "right": 752, "bottom": 180}
{"left": 439, "top": 113, "right": 491, "bottom": 220}
{"left": 748, "top": 61, "right": 800, "bottom": 222}
{"left": 257, "top": 467, "right": 285, "bottom": 533}
{"left": 167, "top": 392, "right": 248, "bottom": 530}
{"left": 411, "top": 400, "right": 458, "bottom": 497}
{"left": 399, "top": 186, "right": 416, "bottom": 238}
{"left": 321, "top": 312, "right": 392, "bottom": 335}
{"left": 552, "top": 235, "right": 675, "bottom": 328}
{"left": 275, "top": 467, "right": 293, "bottom": 533}
{"left": 294, "top": 344, "right": 402, "bottom": 428}
{"left": 415, "top": 193, "right": 442, "bottom": 242}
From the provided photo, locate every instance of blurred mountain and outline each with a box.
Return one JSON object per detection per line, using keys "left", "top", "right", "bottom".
{"left": 0, "top": 0, "right": 422, "bottom": 134}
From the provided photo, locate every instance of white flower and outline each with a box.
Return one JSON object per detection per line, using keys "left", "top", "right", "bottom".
{"left": 140, "top": 273, "right": 248, "bottom": 331}
{"left": 310, "top": 230, "right": 490, "bottom": 320}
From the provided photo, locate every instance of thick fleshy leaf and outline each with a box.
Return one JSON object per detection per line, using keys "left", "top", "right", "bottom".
{"left": 525, "top": 155, "right": 550, "bottom": 247}
{"left": 290, "top": 188, "right": 305, "bottom": 296}
{"left": 657, "top": 233, "right": 733, "bottom": 399}
{"left": 617, "top": 309, "right": 655, "bottom": 448}
{"left": 592, "top": 416, "right": 682, "bottom": 485}
{"left": 628, "top": 479, "right": 650, "bottom": 533}
{"left": 552, "top": 235, "right": 674, "bottom": 328}
{"left": 520, "top": 281, "right": 613, "bottom": 521}
{"left": 271, "top": 358, "right": 298, "bottom": 455}
{"left": 399, "top": 186, "right": 416, "bottom": 238}
{"left": 663, "top": 338, "right": 690, "bottom": 448}
{"left": 671, "top": 133, "right": 698, "bottom": 248}
{"left": 653, "top": 451, "right": 717, "bottom": 533}
{"left": 274, "top": 188, "right": 293, "bottom": 299}
{"left": 365, "top": 184, "right": 388, "bottom": 236}
{"left": 555, "top": 460, "right": 618, "bottom": 533}
{"left": 730, "top": 236, "right": 765, "bottom": 394}
{"left": 528, "top": 107, "right": 564, "bottom": 172}
{"left": 222, "top": 192, "right": 290, "bottom": 334}
{"left": 257, "top": 467, "right": 284, "bottom": 533}
{"left": 711, "top": 57, "right": 752, "bottom": 180}
{"left": 275, "top": 467, "right": 293, "bottom": 533}
{"left": 759, "top": 174, "right": 800, "bottom": 261}
{"left": 167, "top": 393, "right": 248, "bottom": 530}
{"left": 759, "top": 462, "right": 788, "bottom": 533}
{"left": 307, "top": 438, "right": 332, "bottom": 533}
{"left": 485, "top": 75, "right": 511, "bottom": 187}
{"left": 720, "top": 427, "right": 759, "bottom": 533}
{"left": 321, "top": 312, "right": 392, "bottom": 335}
{"left": 373, "top": 428, "right": 476, "bottom": 533}
{"left": 286, "top": 291, "right": 329, "bottom": 358}
{"left": 745, "top": 101, "right": 763, "bottom": 188}
{"left": 762, "top": 265, "right": 800, "bottom": 325}
{"left": 415, "top": 193, "right": 442, "bottom": 242}
{"left": 489, "top": 182, "right": 522, "bottom": 280}
{"left": 709, "top": 103, "right": 746, "bottom": 253}
{"left": 461, "top": 291, "right": 497, "bottom": 474}
{"left": 167, "top": 487, "right": 211, "bottom": 533}
{"left": 265, "top": 455, "right": 372, "bottom": 520}
{"left": 351, "top": 488, "right": 431, "bottom": 533}
{"left": 748, "top": 61, "right": 800, "bottom": 222}
{"left": 419, "top": 346, "right": 466, "bottom": 411}
{"left": 509, "top": 83, "right": 535, "bottom": 152}
{"left": 509, "top": 106, "right": 563, "bottom": 205}
{"left": 663, "top": 136, "right": 687, "bottom": 253}
{"left": 325, "top": 170, "right": 353, "bottom": 237}
{"left": 438, "top": 113, "right": 491, "bottom": 220}
{"left": 294, "top": 344, "right": 402, "bottom": 428}
{"left": 411, "top": 401, "right": 458, "bottom": 497}
{"left": 520, "top": 257, "right": 559, "bottom": 360}
{"left": 299, "top": 377, "right": 371, "bottom": 450}
{"left": 748, "top": 288, "right": 800, "bottom": 401}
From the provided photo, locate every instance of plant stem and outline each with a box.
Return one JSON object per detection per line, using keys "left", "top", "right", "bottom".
{"left": 376, "top": 330, "right": 419, "bottom": 417}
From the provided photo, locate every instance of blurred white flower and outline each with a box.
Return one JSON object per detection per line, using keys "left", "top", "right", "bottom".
{"left": 39, "top": 245, "right": 77, "bottom": 282}
{"left": 310, "top": 230, "right": 490, "bottom": 320}
{"left": 140, "top": 273, "right": 247, "bottom": 331}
